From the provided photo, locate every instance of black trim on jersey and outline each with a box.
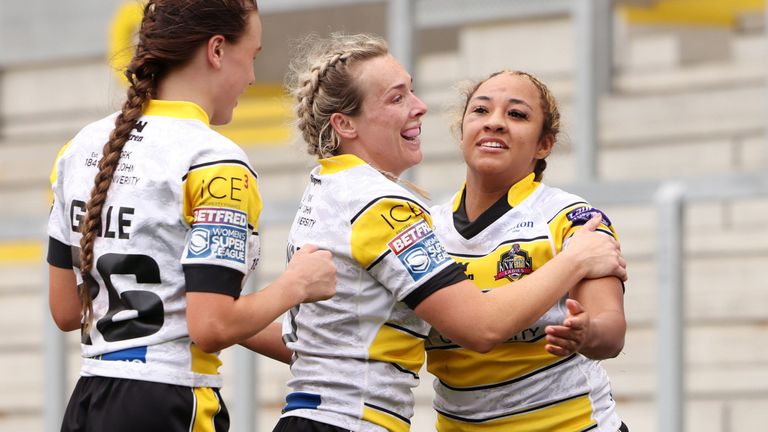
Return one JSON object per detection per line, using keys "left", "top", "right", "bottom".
{"left": 48, "top": 237, "right": 73, "bottom": 269}
{"left": 435, "top": 390, "right": 590, "bottom": 423}
{"left": 580, "top": 425, "right": 598, "bottom": 431}
{"left": 547, "top": 201, "right": 588, "bottom": 224}
{"left": 365, "top": 250, "right": 391, "bottom": 271}
{"left": 383, "top": 322, "right": 428, "bottom": 339}
{"left": 363, "top": 402, "right": 411, "bottom": 424}
{"left": 453, "top": 188, "right": 512, "bottom": 239}
{"left": 596, "top": 228, "right": 614, "bottom": 237}
{"left": 426, "top": 332, "right": 546, "bottom": 351}
{"left": 184, "top": 264, "right": 243, "bottom": 298}
{"left": 182, "top": 159, "right": 258, "bottom": 180}
{"left": 389, "top": 362, "right": 420, "bottom": 380}
{"left": 439, "top": 353, "right": 578, "bottom": 391}
{"left": 350, "top": 195, "right": 430, "bottom": 225}
{"left": 402, "top": 263, "right": 468, "bottom": 309}
{"left": 448, "top": 236, "right": 550, "bottom": 259}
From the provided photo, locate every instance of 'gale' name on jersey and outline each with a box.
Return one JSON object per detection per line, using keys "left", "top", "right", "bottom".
{"left": 69, "top": 199, "right": 134, "bottom": 240}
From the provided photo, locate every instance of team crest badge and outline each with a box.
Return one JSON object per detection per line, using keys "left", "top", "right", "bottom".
{"left": 495, "top": 244, "right": 533, "bottom": 281}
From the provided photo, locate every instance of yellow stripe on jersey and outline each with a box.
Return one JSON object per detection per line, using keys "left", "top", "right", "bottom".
{"left": 453, "top": 240, "right": 553, "bottom": 288}
{"left": 427, "top": 339, "right": 561, "bottom": 388}
{"left": 505, "top": 172, "right": 540, "bottom": 208}
{"left": 350, "top": 197, "right": 432, "bottom": 269}
{"left": 144, "top": 100, "right": 210, "bottom": 125}
{"left": 49, "top": 141, "right": 71, "bottom": 187}
{"left": 451, "top": 173, "right": 540, "bottom": 213}
{"left": 190, "top": 344, "right": 222, "bottom": 375}
{"left": 368, "top": 324, "right": 426, "bottom": 375}
{"left": 319, "top": 153, "right": 368, "bottom": 175}
{"left": 191, "top": 387, "right": 222, "bottom": 432}
{"left": 435, "top": 393, "right": 596, "bottom": 432}
{"left": 183, "top": 162, "right": 262, "bottom": 230}
{"left": 363, "top": 405, "right": 410, "bottom": 432}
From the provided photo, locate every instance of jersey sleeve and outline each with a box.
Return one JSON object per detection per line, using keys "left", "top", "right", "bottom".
{"left": 549, "top": 202, "right": 618, "bottom": 252}
{"left": 180, "top": 157, "right": 262, "bottom": 294}
{"left": 47, "top": 141, "right": 74, "bottom": 269}
{"left": 350, "top": 196, "right": 463, "bottom": 307}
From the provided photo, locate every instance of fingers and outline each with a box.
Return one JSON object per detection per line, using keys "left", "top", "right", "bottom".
{"left": 565, "top": 298, "right": 584, "bottom": 317}
{"left": 293, "top": 244, "right": 333, "bottom": 261}
{"left": 545, "top": 343, "right": 572, "bottom": 357}
{"left": 544, "top": 328, "right": 581, "bottom": 357}
{"left": 582, "top": 214, "right": 602, "bottom": 231}
{"left": 297, "top": 243, "right": 319, "bottom": 254}
{"left": 613, "top": 257, "right": 628, "bottom": 281}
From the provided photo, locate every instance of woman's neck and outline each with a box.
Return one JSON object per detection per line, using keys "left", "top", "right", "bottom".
{"left": 463, "top": 178, "right": 510, "bottom": 222}
{"left": 463, "top": 169, "right": 535, "bottom": 221}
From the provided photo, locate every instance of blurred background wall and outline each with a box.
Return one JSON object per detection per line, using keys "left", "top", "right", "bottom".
{"left": 0, "top": 0, "right": 766, "bottom": 431}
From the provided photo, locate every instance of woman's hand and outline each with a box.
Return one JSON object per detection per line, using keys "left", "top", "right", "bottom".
{"left": 545, "top": 299, "right": 589, "bottom": 357}
{"left": 286, "top": 244, "right": 337, "bottom": 303}
{"left": 566, "top": 215, "right": 627, "bottom": 281}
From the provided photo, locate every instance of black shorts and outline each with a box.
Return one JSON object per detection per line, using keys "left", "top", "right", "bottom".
{"left": 61, "top": 376, "right": 229, "bottom": 432}
{"left": 273, "top": 416, "right": 351, "bottom": 432}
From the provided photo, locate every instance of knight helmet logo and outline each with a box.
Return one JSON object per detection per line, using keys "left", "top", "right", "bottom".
{"left": 495, "top": 243, "right": 533, "bottom": 281}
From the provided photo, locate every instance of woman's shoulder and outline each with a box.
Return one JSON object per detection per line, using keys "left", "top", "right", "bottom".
{"left": 531, "top": 182, "right": 591, "bottom": 219}
{"left": 341, "top": 167, "right": 430, "bottom": 214}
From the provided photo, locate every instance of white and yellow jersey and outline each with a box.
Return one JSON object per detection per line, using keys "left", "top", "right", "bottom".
{"left": 47, "top": 100, "right": 262, "bottom": 388}
{"left": 280, "top": 154, "right": 466, "bottom": 432}
{"left": 427, "top": 172, "right": 622, "bottom": 432}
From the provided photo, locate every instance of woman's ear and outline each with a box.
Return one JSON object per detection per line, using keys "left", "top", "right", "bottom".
{"left": 207, "top": 35, "right": 226, "bottom": 69}
{"left": 536, "top": 134, "right": 555, "bottom": 159}
{"left": 330, "top": 112, "right": 357, "bottom": 140}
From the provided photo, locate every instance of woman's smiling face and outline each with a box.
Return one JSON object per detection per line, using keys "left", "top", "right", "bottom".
{"left": 460, "top": 72, "right": 553, "bottom": 186}
{"left": 348, "top": 54, "right": 427, "bottom": 176}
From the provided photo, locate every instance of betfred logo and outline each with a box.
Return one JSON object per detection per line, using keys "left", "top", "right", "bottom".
{"left": 193, "top": 207, "right": 247, "bottom": 227}
{"left": 386, "top": 220, "right": 450, "bottom": 282}
{"left": 388, "top": 220, "right": 431, "bottom": 255}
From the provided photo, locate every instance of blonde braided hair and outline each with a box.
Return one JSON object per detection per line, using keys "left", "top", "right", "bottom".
{"left": 287, "top": 33, "right": 388, "bottom": 158}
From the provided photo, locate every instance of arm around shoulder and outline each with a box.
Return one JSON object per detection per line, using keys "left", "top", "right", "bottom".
{"left": 414, "top": 215, "right": 625, "bottom": 353}
{"left": 186, "top": 244, "right": 335, "bottom": 353}
{"left": 415, "top": 251, "right": 589, "bottom": 353}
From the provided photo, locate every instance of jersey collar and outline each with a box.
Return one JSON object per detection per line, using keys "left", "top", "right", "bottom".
{"left": 318, "top": 153, "right": 368, "bottom": 175}
{"left": 143, "top": 100, "right": 210, "bottom": 125}
{"left": 452, "top": 172, "right": 540, "bottom": 239}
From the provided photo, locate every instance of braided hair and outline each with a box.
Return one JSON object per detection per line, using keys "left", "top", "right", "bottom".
{"left": 78, "top": 0, "right": 258, "bottom": 333}
{"left": 286, "top": 33, "right": 389, "bottom": 158}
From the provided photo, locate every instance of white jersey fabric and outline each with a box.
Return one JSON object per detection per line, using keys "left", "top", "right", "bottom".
{"left": 47, "top": 100, "right": 262, "bottom": 388}
{"left": 427, "top": 172, "right": 623, "bottom": 432}
{"left": 280, "top": 154, "right": 466, "bottom": 432}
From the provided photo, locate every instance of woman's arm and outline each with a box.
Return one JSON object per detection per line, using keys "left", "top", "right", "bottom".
{"left": 49, "top": 265, "right": 81, "bottom": 331}
{"left": 186, "top": 245, "right": 335, "bottom": 353}
{"left": 415, "top": 215, "right": 626, "bottom": 353}
{"left": 566, "top": 277, "right": 625, "bottom": 359}
{"left": 239, "top": 321, "right": 292, "bottom": 364}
